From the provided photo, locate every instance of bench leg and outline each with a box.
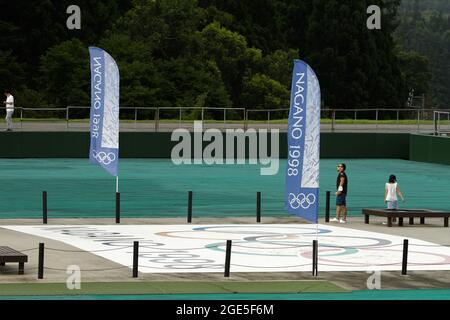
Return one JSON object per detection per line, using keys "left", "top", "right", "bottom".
{"left": 364, "top": 214, "right": 369, "bottom": 224}
{"left": 398, "top": 218, "right": 403, "bottom": 227}
{"left": 0, "top": 262, "right": 5, "bottom": 266}
{"left": 445, "top": 217, "right": 449, "bottom": 228}
{"left": 18, "top": 262, "right": 24, "bottom": 275}
{"left": 388, "top": 217, "right": 392, "bottom": 227}
{"left": 420, "top": 217, "right": 425, "bottom": 225}
{"left": 409, "top": 217, "right": 414, "bottom": 225}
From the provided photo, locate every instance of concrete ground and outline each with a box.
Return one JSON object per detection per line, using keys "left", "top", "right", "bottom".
{"left": 1, "top": 120, "right": 439, "bottom": 133}
{"left": 1, "top": 216, "right": 450, "bottom": 292}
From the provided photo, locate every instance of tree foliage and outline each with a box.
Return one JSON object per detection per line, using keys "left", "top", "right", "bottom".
{"left": 396, "top": 0, "right": 450, "bottom": 107}
{"left": 0, "top": 0, "right": 445, "bottom": 111}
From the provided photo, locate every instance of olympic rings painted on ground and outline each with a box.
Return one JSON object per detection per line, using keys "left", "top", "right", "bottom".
{"left": 157, "top": 226, "right": 331, "bottom": 241}
{"left": 192, "top": 225, "right": 332, "bottom": 235}
{"left": 299, "top": 247, "right": 450, "bottom": 267}
{"left": 155, "top": 230, "right": 243, "bottom": 241}
{"left": 308, "top": 235, "right": 393, "bottom": 248}
{"left": 205, "top": 241, "right": 358, "bottom": 258}
{"left": 11, "top": 224, "right": 450, "bottom": 272}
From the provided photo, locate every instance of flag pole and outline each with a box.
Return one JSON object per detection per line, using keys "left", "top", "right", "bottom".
{"left": 116, "top": 176, "right": 119, "bottom": 193}
{"left": 316, "top": 221, "right": 319, "bottom": 241}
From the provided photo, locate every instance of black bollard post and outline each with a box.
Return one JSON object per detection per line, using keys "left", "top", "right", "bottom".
{"left": 224, "top": 240, "right": 232, "bottom": 277}
{"left": 116, "top": 192, "right": 120, "bottom": 224}
{"left": 187, "top": 191, "right": 193, "bottom": 223}
{"left": 133, "top": 241, "right": 139, "bottom": 278}
{"left": 325, "top": 191, "right": 330, "bottom": 223}
{"left": 256, "top": 192, "right": 261, "bottom": 223}
{"left": 402, "top": 239, "right": 409, "bottom": 275}
{"left": 42, "top": 191, "right": 47, "bottom": 224}
{"left": 312, "top": 240, "right": 318, "bottom": 276}
{"left": 38, "top": 243, "right": 44, "bottom": 279}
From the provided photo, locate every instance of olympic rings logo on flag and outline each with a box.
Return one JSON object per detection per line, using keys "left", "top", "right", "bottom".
{"left": 92, "top": 150, "right": 116, "bottom": 165}
{"left": 288, "top": 193, "right": 316, "bottom": 209}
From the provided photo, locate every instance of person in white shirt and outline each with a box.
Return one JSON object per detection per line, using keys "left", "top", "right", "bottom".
{"left": 3, "top": 89, "right": 14, "bottom": 131}
{"left": 384, "top": 174, "right": 405, "bottom": 210}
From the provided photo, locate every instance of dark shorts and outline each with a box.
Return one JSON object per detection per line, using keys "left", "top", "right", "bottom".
{"left": 336, "top": 194, "right": 347, "bottom": 206}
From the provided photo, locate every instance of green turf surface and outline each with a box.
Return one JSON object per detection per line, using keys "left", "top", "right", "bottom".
{"left": 1, "top": 288, "right": 450, "bottom": 300}
{"left": 1, "top": 158, "right": 450, "bottom": 219}
{"left": 0, "top": 281, "right": 345, "bottom": 296}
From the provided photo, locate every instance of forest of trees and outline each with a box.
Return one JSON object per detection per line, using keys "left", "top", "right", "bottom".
{"left": 396, "top": 0, "right": 450, "bottom": 107}
{"left": 0, "top": 0, "right": 448, "bottom": 113}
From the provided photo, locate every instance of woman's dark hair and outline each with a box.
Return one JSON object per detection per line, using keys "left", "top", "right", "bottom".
{"left": 389, "top": 174, "right": 397, "bottom": 183}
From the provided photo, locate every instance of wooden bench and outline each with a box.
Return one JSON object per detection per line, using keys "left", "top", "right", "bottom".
{"left": 362, "top": 208, "right": 450, "bottom": 227}
{"left": 0, "top": 246, "right": 28, "bottom": 275}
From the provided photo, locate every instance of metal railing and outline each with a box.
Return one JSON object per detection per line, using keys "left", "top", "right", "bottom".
{"left": 1, "top": 106, "right": 449, "bottom": 132}
{"left": 3, "top": 106, "right": 247, "bottom": 131}
{"left": 434, "top": 111, "right": 450, "bottom": 136}
{"left": 246, "top": 108, "right": 450, "bottom": 133}
{"left": 324, "top": 108, "right": 441, "bottom": 132}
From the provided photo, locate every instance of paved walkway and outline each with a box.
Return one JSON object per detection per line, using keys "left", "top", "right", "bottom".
{"left": 1, "top": 217, "right": 450, "bottom": 291}
{"left": 0, "top": 121, "right": 439, "bottom": 133}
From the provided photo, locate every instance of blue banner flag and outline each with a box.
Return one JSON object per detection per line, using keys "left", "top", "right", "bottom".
{"left": 285, "top": 60, "right": 321, "bottom": 223}
{"left": 89, "top": 47, "right": 120, "bottom": 176}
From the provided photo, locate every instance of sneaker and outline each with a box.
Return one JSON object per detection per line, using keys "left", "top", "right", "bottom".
{"left": 339, "top": 219, "right": 347, "bottom": 224}
{"left": 330, "top": 218, "right": 339, "bottom": 222}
